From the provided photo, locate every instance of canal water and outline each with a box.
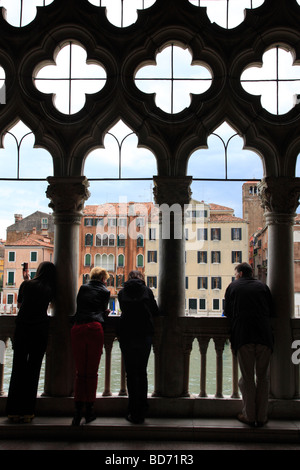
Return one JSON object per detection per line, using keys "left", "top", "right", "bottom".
{"left": 3, "top": 338, "right": 234, "bottom": 396}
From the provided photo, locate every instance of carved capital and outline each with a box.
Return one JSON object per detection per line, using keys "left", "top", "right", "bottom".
{"left": 258, "top": 177, "right": 300, "bottom": 218}
{"left": 46, "top": 176, "right": 90, "bottom": 225}
{"left": 153, "top": 176, "right": 192, "bottom": 207}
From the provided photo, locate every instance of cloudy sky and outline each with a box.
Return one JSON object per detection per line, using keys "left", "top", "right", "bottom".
{"left": 0, "top": 0, "right": 299, "bottom": 239}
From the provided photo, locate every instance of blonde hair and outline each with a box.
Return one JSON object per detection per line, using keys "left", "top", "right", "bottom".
{"left": 90, "top": 267, "right": 109, "bottom": 281}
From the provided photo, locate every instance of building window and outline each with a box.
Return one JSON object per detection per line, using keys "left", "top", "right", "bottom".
{"left": 213, "top": 298, "right": 220, "bottom": 311}
{"left": 95, "top": 254, "right": 101, "bottom": 266}
{"left": 109, "top": 234, "right": 115, "bottom": 246}
{"left": 198, "top": 277, "right": 208, "bottom": 289}
{"left": 189, "top": 299, "right": 197, "bottom": 312}
{"left": 116, "top": 274, "right": 124, "bottom": 288}
{"left": 41, "top": 217, "right": 48, "bottom": 229}
{"left": 108, "top": 218, "right": 117, "bottom": 227}
{"left": 30, "top": 251, "right": 37, "bottom": 262}
{"left": 95, "top": 234, "right": 102, "bottom": 246}
{"left": 107, "top": 274, "right": 114, "bottom": 287}
{"left": 197, "top": 228, "right": 207, "bottom": 241}
{"left": 118, "top": 234, "right": 126, "bottom": 247}
{"left": 147, "top": 251, "right": 157, "bottom": 263}
{"left": 137, "top": 254, "right": 144, "bottom": 267}
{"left": 7, "top": 293, "right": 14, "bottom": 304}
{"left": 232, "top": 251, "right": 242, "bottom": 263}
{"left": 147, "top": 276, "right": 157, "bottom": 289}
{"left": 211, "top": 277, "right": 221, "bottom": 289}
{"left": 118, "top": 254, "right": 125, "bottom": 267}
{"left": 85, "top": 233, "right": 93, "bottom": 246}
{"left": 84, "top": 218, "right": 93, "bottom": 226}
{"left": 197, "top": 251, "right": 207, "bottom": 263}
{"left": 149, "top": 228, "right": 156, "bottom": 240}
{"left": 136, "top": 217, "right": 144, "bottom": 227}
{"left": 102, "top": 234, "right": 108, "bottom": 246}
{"left": 137, "top": 234, "right": 144, "bottom": 247}
{"left": 119, "top": 218, "right": 127, "bottom": 227}
{"left": 211, "top": 251, "right": 221, "bottom": 263}
{"left": 7, "top": 271, "right": 15, "bottom": 285}
{"left": 211, "top": 228, "right": 221, "bottom": 241}
{"left": 102, "top": 254, "right": 115, "bottom": 271}
{"left": 84, "top": 254, "right": 91, "bottom": 266}
{"left": 199, "top": 298, "right": 206, "bottom": 310}
{"left": 95, "top": 218, "right": 104, "bottom": 227}
{"left": 8, "top": 251, "right": 15, "bottom": 262}
{"left": 185, "top": 277, "right": 188, "bottom": 289}
{"left": 231, "top": 228, "right": 242, "bottom": 240}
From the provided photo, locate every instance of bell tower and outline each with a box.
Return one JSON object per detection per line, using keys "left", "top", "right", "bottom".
{"left": 242, "top": 181, "right": 265, "bottom": 238}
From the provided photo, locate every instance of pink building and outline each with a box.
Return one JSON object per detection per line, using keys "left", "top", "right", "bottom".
{"left": 2, "top": 229, "right": 53, "bottom": 313}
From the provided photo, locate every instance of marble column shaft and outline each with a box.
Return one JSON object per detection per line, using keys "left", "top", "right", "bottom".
{"left": 153, "top": 176, "right": 192, "bottom": 397}
{"left": 259, "top": 177, "right": 300, "bottom": 399}
{"left": 44, "top": 176, "right": 90, "bottom": 397}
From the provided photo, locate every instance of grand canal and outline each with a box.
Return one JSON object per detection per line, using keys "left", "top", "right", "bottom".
{"left": 3, "top": 338, "right": 234, "bottom": 396}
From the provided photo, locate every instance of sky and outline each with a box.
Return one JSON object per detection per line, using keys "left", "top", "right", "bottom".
{"left": 0, "top": 0, "right": 299, "bottom": 239}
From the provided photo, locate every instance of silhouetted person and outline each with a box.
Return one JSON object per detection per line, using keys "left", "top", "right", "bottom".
{"left": 118, "top": 270, "right": 160, "bottom": 424}
{"left": 224, "top": 262, "right": 274, "bottom": 427}
{"left": 6, "top": 261, "right": 56, "bottom": 423}
{"left": 71, "top": 267, "right": 110, "bottom": 425}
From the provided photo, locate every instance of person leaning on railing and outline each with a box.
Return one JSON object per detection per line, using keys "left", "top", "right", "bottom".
{"left": 117, "top": 270, "right": 161, "bottom": 424}
{"left": 6, "top": 261, "right": 56, "bottom": 423}
{"left": 223, "top": 262, "right": 274, "bottom": 428}
{"left": 70, "top": 266, "right": 110, "bottom": 426}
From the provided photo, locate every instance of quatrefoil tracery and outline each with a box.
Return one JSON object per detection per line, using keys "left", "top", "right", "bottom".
{"left": 34, "top": 42, "right": 107, "bottom": 115}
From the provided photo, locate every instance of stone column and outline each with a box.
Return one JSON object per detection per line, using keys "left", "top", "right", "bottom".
{"left": 259, "top": 177, "right": 300, "bottom": 399}
{"left": 44, "top": 176, "right": 90, "bottom": 396}
{"left": 153, "top": 176, "right": 192, "bottom": 397}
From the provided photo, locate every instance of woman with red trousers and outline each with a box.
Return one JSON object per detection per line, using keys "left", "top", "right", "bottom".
{"left": 71, "top": 267, "right": 110, "bottom": 425}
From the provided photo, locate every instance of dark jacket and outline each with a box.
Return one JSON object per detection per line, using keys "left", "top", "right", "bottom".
{"left": 118, "top": 278, "right": 160, "bottom": 340}
{"left": 73, "top": 279, "right": 110, "bottom": 325}
{"left": 224, "top": 276, "right": 274, "bottom": 354}
{"left": 16, "top": 279, "right": 54, "bottom": 327}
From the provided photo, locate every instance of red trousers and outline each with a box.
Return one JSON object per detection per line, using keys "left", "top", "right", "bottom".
{"left": 71, "top": 322, "right": 104, "bottom": 402}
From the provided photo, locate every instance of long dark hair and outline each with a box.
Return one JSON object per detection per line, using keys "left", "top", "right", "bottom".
{"left": 34, "top": 261, "right": 56, "bottom": 297}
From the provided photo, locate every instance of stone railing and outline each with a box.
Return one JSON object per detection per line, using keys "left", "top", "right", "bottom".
{"left": 177, "top": 316, "right": 238, "bottom": 399}
{"left": 1, "top": 314, "right": 300, "bottom": 409}
{"left": 0, "top": 314, "right": 235, "bottom": 400}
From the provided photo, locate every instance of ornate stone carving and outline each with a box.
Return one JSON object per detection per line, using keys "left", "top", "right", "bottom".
{"left": 153, "top": 176, "right": 192, "bottom": 207}
{"left": 258, "top": 177, "right": 300, "bottom": 219}
{"left": 46, "top": 176, "right": 90, "bottom": 225}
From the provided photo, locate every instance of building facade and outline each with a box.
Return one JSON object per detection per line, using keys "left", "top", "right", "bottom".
{"left": 2, "top": 229, "right": 54, "bottom": 312}
{"left": 184, "top": 201, "right": 248, "bottom": 315}
{"left": 1, "top": 212, "right": 54, "bottom": 313}
{"left": 79, "top": 202, "right": 154, "bottom": 312}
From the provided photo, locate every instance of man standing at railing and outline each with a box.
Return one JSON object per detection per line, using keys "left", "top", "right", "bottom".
{"left": 224, "top": 262, "right": 274, "bottom": 427}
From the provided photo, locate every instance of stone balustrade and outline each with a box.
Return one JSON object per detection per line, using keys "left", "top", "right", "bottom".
{"left": 1, "top": 314, "right": 300, "bottom": 419}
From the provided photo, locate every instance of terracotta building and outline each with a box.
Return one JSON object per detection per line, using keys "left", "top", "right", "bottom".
{"left": 79, "top": 202, "right": 154, "bottom": 312}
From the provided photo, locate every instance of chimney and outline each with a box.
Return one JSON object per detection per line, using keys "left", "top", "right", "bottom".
{"left": 32, "top": 227, "right": 37, "bottom": 234}
{"left": 14, "top": 214, "right": 23, "bottom": 223}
